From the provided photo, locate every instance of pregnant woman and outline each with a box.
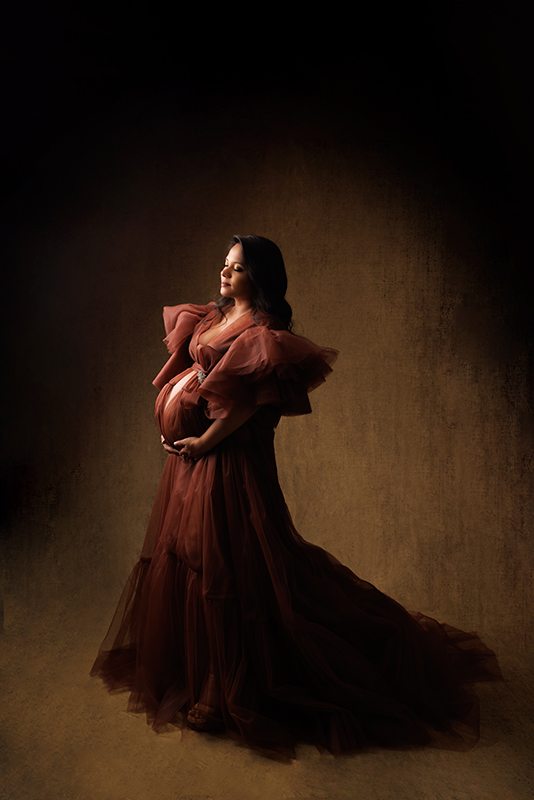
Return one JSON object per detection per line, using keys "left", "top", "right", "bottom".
{"left": 91, "top": 234, "right": 500, "bottom": 761}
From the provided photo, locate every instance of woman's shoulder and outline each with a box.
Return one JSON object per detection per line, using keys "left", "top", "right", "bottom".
{"left": 162, "top": 301, "right": 217, "bottom": 336}
{"left": 163, "top": 300, "right": 216, "bottom": 321}
{"left": 247, "top": 309, "right": 288, "bottom": 333}
{"left": 153, "top": 302, "right": 217, "bottom": 389}
{"left": 224, "top": 314, "right": 338, "bottom": 370}
{"left": 198, "top": 312, "right": 338, "bottom": 415}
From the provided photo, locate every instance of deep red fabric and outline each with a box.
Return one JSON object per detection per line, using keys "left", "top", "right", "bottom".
{"left": 91, "top": 303, "right": 501, "bottom": 761}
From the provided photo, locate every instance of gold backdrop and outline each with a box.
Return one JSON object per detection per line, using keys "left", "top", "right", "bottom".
{"left": 3, "top": 88, "right": 533, "bottom": 659}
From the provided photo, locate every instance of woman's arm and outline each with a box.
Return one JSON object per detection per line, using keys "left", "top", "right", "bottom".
{"left": 163, "top": 404, "right": 255, "bottom": 460}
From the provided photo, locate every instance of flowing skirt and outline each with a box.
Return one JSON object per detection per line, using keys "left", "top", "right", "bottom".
{"left": 91, "top": 381, "right": 502, "bottom": 760}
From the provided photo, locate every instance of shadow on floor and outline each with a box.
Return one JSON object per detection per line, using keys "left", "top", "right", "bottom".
{"left": 2, "top": 596, "right": 533, "bottom": 800}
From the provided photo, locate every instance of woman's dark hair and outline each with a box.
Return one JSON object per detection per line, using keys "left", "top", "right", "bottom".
{"left": 216, "top": 235, "right": 293, "bottom": 330}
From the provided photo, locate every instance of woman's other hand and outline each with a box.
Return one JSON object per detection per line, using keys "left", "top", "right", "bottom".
{"left": 172, "top": 436, "right": 206, "bottom": 461}
{"left": 161, "top": 435, "right": 183, "bottom": 456}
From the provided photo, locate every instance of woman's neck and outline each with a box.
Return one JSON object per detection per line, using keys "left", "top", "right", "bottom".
{"left": 224, "top": 300, "right": 252, "bottom": 321}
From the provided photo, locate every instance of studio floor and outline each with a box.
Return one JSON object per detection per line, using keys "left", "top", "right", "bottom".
{"left": 2, "top": 598, "right": 533, "bottom": 800}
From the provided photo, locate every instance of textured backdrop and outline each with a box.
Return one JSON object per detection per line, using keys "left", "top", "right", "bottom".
{"left": 2, "top": 11, "right": 533, "bottom": 663}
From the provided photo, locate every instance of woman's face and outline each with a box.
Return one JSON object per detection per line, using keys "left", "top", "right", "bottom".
{"left": 220, "top": 244, "right": 252, "bottom": 304}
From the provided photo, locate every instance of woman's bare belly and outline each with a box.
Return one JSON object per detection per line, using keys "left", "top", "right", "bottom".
{"left": 165, "top": 369, "right": 197, "bottom": 409}
{"left": 156, "top": 369, "right": 211, "bottom": 444}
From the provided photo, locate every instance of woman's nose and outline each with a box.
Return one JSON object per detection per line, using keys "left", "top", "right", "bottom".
{"left": 221, "top": 265, "right": 231, "bottom": 278}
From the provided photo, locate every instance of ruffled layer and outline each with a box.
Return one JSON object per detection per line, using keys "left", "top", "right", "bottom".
{"left": 153, "top": 303, "right": 217, "bottom": 390}
{"left": 153, "top": 302, "right": 338, "bottom": 419}
{"left": 197, "top": 325, "right": 338, "bottom": 418}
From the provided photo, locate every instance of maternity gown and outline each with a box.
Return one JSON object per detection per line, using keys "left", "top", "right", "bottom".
{"left": 91, "top": 302, "right": 501, "bottom": 761}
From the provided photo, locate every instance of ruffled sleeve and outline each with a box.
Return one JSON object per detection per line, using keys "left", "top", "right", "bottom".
{"left": 197, "top": 324, "right": 338, "bottom": 419}
{"left": 153, "top": 302, "right": 216, "bottom": 389}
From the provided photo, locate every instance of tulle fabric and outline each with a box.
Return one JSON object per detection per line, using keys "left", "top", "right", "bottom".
{"left": 91, "top": 303, "right": 502, "bottom": 761}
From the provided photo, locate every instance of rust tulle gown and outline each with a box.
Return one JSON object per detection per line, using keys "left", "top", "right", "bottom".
{"left": 91, "top": 302, "right": 502, "bottom": 761}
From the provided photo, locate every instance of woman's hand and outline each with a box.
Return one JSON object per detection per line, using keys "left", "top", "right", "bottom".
{"left": 160, "top": 404, "right": 255, "bottom": 462}
{"left": 161, "top": 434, "right": 206, "bottom": 461}
{"left": 161, "top": 435, "right": 182, "bottom": 456}
{"left": 175, "top": 436, "right": 208, "bottom": 461}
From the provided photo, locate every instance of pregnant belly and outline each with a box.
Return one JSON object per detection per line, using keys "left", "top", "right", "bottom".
{"left": 155, "top": 369, "right": 211, "bottom": 444}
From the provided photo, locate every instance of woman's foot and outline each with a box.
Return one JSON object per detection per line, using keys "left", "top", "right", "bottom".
{"left": 186, "top": 701, "right": 222, "bottom": 731}
{"left": 187, "top": 670, "right": 223, "bottom": 731}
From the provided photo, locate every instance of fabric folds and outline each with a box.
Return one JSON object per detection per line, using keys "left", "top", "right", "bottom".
{"left": 91, "top": 302, "right": 502, "bottom": 761}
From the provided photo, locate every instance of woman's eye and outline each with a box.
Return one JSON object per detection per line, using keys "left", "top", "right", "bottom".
{"left": 223, "top": 262, "right": 244, "bottom": 272}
